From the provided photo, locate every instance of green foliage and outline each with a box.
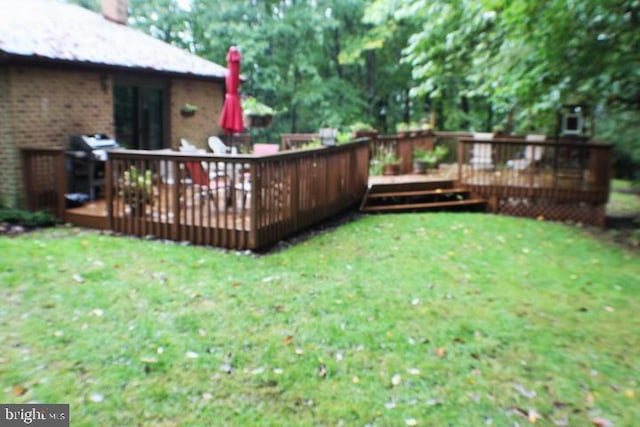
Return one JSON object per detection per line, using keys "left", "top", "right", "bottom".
{"left": 349, "top": 122, "right": 376, "bottom": 132}
{"left": 181, "top": 103, "right": 198, "bottom": 113}
{"left": 414, "top": 145, "right": 449, "bottom": 166}
{"left": 121, "top": 166, "right": 153, "bottom": 207}
{"left": 241, "top": 97, "right": 275, "bottom": 116}
{"left": 0, "top": 208, "right": 57, "bottom": 228}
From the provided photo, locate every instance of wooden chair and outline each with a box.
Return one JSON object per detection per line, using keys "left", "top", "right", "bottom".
{"left": 183, "top": 160, "right": 229, "bottom": 209}
{"left": 470, "top": 132, "right": 494, "bottom": 170}
{"left": 506, "top": 134, "right": 546, "bottom": 170}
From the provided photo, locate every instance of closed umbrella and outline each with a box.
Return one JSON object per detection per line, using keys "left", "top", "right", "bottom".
{"left": 219, "top": 46, "right": 244, "bottom": 137}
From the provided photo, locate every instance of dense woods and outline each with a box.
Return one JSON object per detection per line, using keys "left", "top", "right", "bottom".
{"left": 68, "top": 0, "right": 639, "bottom": 179}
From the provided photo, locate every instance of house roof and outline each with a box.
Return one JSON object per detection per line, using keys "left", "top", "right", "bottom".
{"left": 0, "top": 0, "right": 228, "bottom": 80}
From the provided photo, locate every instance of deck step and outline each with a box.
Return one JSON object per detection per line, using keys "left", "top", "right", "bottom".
{"left": 365, "top": 187, "right": 469, "bottom": 199}
{"left": 361, "top": 198, "right": 487, "bottom": 212}
{"left": 367, "top": 180, "right": 456, "bottom": 194}
{"left": 360, "top": 179, "right": 486, "bottom": 213}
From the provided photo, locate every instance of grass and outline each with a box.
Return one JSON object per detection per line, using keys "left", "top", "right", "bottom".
{"left": 607, "top": 180, "right": 640, "bottom": 217}
{"left": 1, "top": 214, "right": 639, "bottom": 426}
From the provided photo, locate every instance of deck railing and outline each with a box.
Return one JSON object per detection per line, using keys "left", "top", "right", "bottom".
{"left": 106, "top": 141, "right": 369, "bottom": 250}
{"left": 458, "top": 137, "right": 612, "bottom": 225}
{"left": 369, "top": 130, "right": 437, "bottom": 174}
{"left": 21, "top": 148, "right": 66, "bottom": 219}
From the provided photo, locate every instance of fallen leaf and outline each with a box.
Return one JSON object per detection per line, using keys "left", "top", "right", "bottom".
{"left": 88, "top": 392, "right": 104, "bottom": 403}
{"left": 13, "top": 385, "right": 27, "bottom": 396}
{"left": 250, "top": 367, "right": 265, "bottom": 375}
{"left": 425, "top": 398, "right": 443, "bottom": 406}
{"left": 283, "top": 335, "right": 293, "bottom": 345}
{"left": 513, "top": 383, "right": 537, "bottom": 399}
{"left": 391, "top": 374, "right": 402, "bottom": 387}
{"left": 591, "top": 417, "right": 614, "bottom": 427}
{"left": 553, "top": 415, "right": 569, "bottom": 426}
{"left": 435, "top": 347, "right": 446, "bottom": 358}
{"left": 528, "top": 409, "right": 541, "bottom": 423}
{"left": 625, "top": 389, "right": 635, "bottom": 398}
{"left": 318, "top": 364, "right": 327, "bottom": 378}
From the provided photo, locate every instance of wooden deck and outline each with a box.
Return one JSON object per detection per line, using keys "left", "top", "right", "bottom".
{"left": 23, "top": 132, "right": 613, "bottom": 249}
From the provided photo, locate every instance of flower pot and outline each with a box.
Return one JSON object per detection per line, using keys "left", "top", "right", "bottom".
{"left": 413, "top": 160, "right": 427, "bottom": 174}
{"left": 383, "top": 163, "right": 400, "bottom": 176}
{"left": 247, "top": 114, "right": 273, "bottom": 128}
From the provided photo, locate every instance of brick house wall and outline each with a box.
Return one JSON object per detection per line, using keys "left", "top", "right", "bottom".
{"left": 0, "top": 66, "right": 114, "bottom": 207}
{"left": 0, "top": 64, "right": 224, "bottom": 209}
{"left": 170, "top": 78, "right": 224, "bottom": 149}
{"left": 0, "top": 67, "right": 18, "bottom": 208}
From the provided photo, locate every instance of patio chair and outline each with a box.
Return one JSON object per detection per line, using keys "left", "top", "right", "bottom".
{"left": 469, "top": 132, "right": 494, "bottom": 170}
{"left": 506, "top": 134, "right": 546, "bottom": 170}
{"left": 230, "top": 143, "right": 281, "bottom": 211}
{"left": 183, "top": 160, "right": 229, "bottom": 209}
{"left": 208, "top": 136, "right": 230, "bottom": 154}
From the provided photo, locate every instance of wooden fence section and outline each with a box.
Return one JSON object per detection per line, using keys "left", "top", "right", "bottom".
{"left": 21, "top": 148, "right": 66, "bottom": 219}
{"left": 458, "top": 137, "right": 612, "bottom": 226}
{"left": 107, "top": 141, "right": 369, "bottom": 250}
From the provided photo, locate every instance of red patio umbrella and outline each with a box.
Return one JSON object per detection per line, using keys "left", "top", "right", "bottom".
{"left": 219, "top": 46, "right": 244, "bottom": 135}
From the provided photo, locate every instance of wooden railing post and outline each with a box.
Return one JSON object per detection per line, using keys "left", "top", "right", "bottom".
{"left": 105, "top": 158, "right": 113, "bottom": 230}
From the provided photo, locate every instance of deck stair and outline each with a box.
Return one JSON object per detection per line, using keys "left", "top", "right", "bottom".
{"left": 360, "top": 179, "right": 486, "bottom": 213}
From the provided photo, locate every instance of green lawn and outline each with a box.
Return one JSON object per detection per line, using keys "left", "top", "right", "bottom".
{"left": 1, "top": 214, "right": 639, "bottom": 426}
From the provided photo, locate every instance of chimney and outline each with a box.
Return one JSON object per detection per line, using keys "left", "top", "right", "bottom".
{"left": 102, "top": 0, "right": 128, "bottom": 25}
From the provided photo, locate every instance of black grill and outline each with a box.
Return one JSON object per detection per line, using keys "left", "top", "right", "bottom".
{"left": 66, "top": 134, "right": 119, "bottom": 202}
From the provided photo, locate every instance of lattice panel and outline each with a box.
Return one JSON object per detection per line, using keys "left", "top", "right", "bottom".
{"left": 496, "top": 197, "right": 605, "bottom": 226}
{"left": 22, "top": 151, "right": 65, "bottom": 217}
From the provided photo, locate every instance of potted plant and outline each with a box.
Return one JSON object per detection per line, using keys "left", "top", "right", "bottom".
{"left": 413, "top": 148, "right": 431, "bottom": 174}
{"left": 242, "top": 97, "right": 276, "bottom": 128}
{"left": 180, "top": 103, "right": 198, "bottom": 117}
{"left": 350, "top": 122, "right": 378, "bottom": 139}
{"left": 121, "top": 166, "right": 153, "bottom": 213}
{"left": 381, "top": 151, "right": 401, "bottom": 176}
{"left": 432, "top": 145, "right": 449, "bottom": 167}
{"left": 414, "top": 145, "right": 449, "bottom": 173}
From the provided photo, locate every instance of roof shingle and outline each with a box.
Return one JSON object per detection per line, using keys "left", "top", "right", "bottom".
{"left": 0, "top": 0, "right": 227, "bottom": 79}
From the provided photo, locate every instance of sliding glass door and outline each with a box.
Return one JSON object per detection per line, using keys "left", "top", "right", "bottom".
{"left": 113, "top": 80, "right": 167, "bottom": 150}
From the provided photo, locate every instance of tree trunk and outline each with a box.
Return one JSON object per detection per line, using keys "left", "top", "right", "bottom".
{"left": 290, "top": 66, "right": 301, "bottom": 132}
{"left": 461, "top": 95, "right": 470, "bottom": 129}
{"left": 366, "top": 50, "right": 376, "bottom": 119}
